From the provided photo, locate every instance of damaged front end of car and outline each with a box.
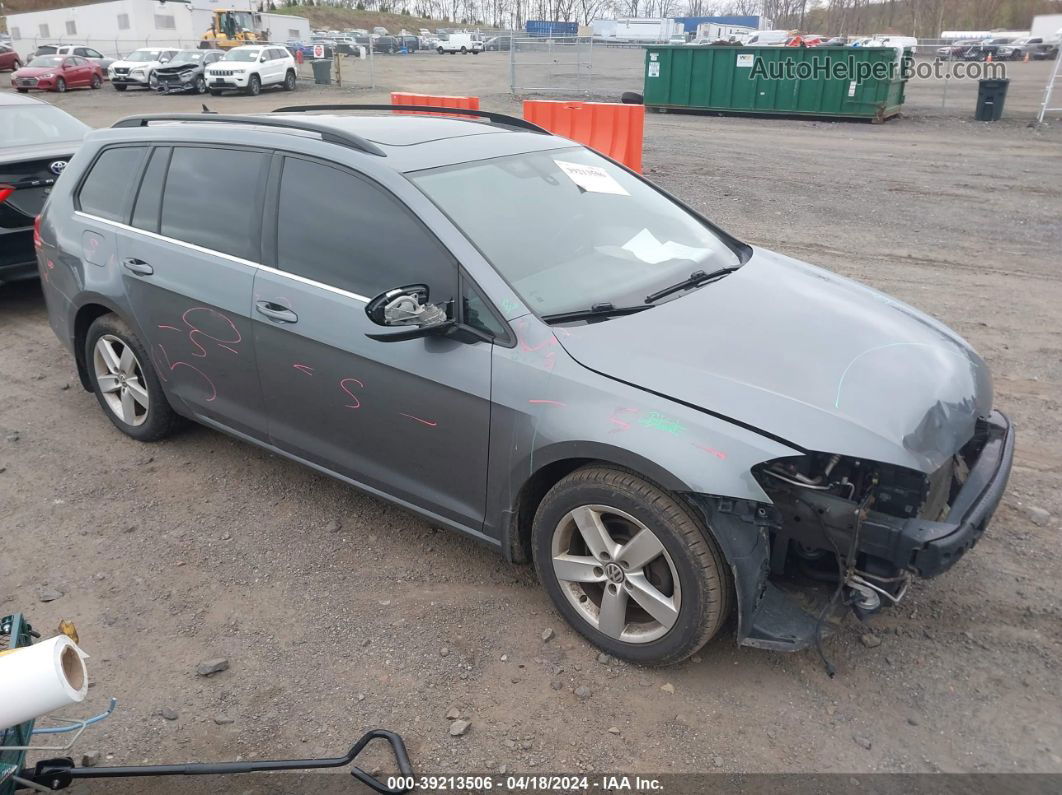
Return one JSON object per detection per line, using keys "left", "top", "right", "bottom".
{"left": 686, "top": 411, "right": 1013, "bottom": 656}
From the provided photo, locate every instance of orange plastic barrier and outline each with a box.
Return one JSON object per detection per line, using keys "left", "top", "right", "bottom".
{"left": 390, "top": 92, "right": 480, "bottom": 117}
{"left": 522, "top": 100, "right": 645, "bottom": 173}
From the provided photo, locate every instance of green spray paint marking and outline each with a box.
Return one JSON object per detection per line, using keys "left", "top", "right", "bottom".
{"left": 637, "top": 411, "right": 687, "bottom": 435}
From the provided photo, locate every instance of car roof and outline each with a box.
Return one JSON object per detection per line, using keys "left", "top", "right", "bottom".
{"left": 0, "top": 91, "right": 50, "bottom": 107}
{"left": 100, "top": 111, "right": 573, "bottom": 172}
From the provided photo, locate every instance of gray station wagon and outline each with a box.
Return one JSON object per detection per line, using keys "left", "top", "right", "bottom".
{"left": 37, "top": 106, "right": 1013, "bottom": 665}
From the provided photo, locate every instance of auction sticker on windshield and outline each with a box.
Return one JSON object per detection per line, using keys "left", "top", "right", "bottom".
{"left": 554, "top": 160, "right": 630, "bottom": 196}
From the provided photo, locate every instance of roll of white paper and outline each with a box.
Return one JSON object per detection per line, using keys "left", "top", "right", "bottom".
{"left": 0, "top": 634, "right": 89, "bottom": 731}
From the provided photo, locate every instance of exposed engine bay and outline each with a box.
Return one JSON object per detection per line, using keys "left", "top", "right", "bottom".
{"left": 751, "top": 422, "right": 996, "bottom": 619}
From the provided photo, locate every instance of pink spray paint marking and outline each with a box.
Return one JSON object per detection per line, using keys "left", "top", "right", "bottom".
{"left": 607, "top": 406, "right": 639, "bottom": 432}
{"left": 528, "top": 399, "right": 566, "bottom": 407}
{"left": 157, "top": 324, "right": 182, "bottom": 332}
{"left": 293, "top": 364, "right": 315, "bottom": 376}
{"left": 154, "top": 343, "right": 217, "bottom": 401}
{"left": 692, "top": 442, "right": 727, "bottom": 460}
{"left": 400, "top": 413, "right": 437, "bottom": 427}
{"left": 216, "top": 344, "right": 239, "bottom": 355}
{"left": 339, "top": 377, "right": 364, "bottom": 409}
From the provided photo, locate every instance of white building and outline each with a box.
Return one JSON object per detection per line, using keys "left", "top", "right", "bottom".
{"left": 3, "top": 0, "right": 310, "bottom": 59}
{"left": 591, "top": 18, "right": 681, "bottom": 43}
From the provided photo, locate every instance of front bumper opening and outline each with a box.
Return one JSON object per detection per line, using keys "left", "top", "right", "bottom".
{"left": 711, "top": 411, "right": 1014, "bottom": 653}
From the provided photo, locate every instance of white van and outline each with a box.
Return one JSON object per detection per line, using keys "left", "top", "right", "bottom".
{"left": 437, "top": 32, "right": 483, "bottom": 54}
{"left": 745, "top": 30, "right": 789, "bottom": 46}
{"left": 873, "top": 35, "right": 918, "bottom": 51}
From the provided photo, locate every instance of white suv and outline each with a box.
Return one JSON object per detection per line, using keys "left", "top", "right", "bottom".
{"left": 204, "top": 45, "right": 296, "bottom": 96}
{"left": 109, "top": 47, "right": 177, "bottom": 90}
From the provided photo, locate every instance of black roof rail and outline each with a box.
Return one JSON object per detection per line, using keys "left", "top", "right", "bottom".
{"left": 111, "top": 113, "right": 387, "bottom": 157}
{"left": 271, "top": 103, "right": 549, "bottom": 134}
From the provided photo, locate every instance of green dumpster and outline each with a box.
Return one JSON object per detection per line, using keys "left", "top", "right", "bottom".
{"left": 643, "top": 45, "right": 909, "bottom": 122}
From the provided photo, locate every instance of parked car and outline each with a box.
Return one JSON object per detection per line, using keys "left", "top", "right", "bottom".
{"left": 959, "top": 42, "right": 1009, "bottom": 61}
{"left": 395, "top": 35, "right": 420, "bottom": 52}
{"left": 50, "top": 44, "right": 115, "bottom": 74}
{"left": 996, "top": 36, "right": 1059, "bottom": 60}
{"left": 485, "top": 35, "right": 511, "bottom": 51}
{"left": 154, "top": 49, "right": 225, "bottom": 95}
{"left": 204, "top": 44, "right": 296, "bottom": 96}
{"left": 374, "top": 35, "right": 399, "bottom": 54}
{"left": 11, "top": 54, "right": 104, "bottom": 93}
{"left": 0, "top": 43, "right": 21, "bottom": 72}
{"left": 745, "top": 30, "right": 788, "bottom": 45}
{"left": 935, "top": 39, "right": 978, "bottom": 59}
{"left": 37, "top": 106, "right": 1013, "bottom": 665}
{"left": 437, "top": 33, "right": 482, "bottom": 54}
{"left": 0, "top": 91, "right": 87, "bottom": 285}
{"left": 109, "top": 48, "right": 177, "bottom": 91}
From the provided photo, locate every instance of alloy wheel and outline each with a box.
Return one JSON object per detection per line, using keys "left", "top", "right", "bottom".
{"left": 551, "top": 505, "right": 681, "bottom": 644}
{"left": 92, "top": 334, "right": 150, "bottom": 427}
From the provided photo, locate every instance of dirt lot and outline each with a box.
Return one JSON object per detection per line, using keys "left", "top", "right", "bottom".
{"left": 2, "top": 52, "right": 1061, "bottom": 789}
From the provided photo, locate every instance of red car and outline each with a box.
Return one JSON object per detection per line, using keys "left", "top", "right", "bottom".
{"left": 0, "top": 43, "right": 22, "bottom": 72}
{"left": 11, "top": 54, "right": 103, "bottom": 93}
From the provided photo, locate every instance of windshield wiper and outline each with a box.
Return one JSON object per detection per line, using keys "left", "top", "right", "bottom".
{"left": 644, "top": 266, "right": 740, "bottom": 304}
{"left": 541, "top": 302, "right": 653, "bottom": 325}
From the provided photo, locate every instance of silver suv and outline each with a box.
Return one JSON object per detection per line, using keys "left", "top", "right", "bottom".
{"left": 37, "top": 106, "right": 1013, "bottom": 665}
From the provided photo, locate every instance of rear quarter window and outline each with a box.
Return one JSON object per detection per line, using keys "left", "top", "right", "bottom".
{"left": 77, "top": 146, "right": 148, "bottom": 223}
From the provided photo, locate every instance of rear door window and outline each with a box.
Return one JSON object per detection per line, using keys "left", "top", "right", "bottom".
{"left": 159, "top": 146, "right": 269, "bottom": 261}
{"left": 130, "top": 147, "right": 170, "bottom": 233}
{"left": 78, "top": 146, "right": 148, "bottom": 223}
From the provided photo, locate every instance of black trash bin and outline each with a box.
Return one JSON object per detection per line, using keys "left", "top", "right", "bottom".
{"left": 975, "top": 78, "right": 1009, "bottom": 121}
{"left": 311, "top": 58, "right": 332, "bottom": 86}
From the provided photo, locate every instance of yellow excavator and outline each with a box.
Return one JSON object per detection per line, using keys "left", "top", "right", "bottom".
{"left": 200, "top": 9, "right": 264, "bottom": 49}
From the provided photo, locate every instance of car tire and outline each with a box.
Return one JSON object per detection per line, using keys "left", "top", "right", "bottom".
{"left": 194, "top": 75, "right": 207, "bottom": 94}
{"left": 472, "top": 49, "right": 480, "bottom": 55}
{"left": 460, "top": 46, "right": 467, "bottom": 54}
{"left": 532, "top": 466, "right": 731, "bottom": 666}
{"left": 55, "top": 77, "right": 66, "bottom": 93}
{"left": 16, "top": 88, "right": 29, "bottom": 93}
{"left": 85, "top": 315, "right": 180, "bottom": 443}
{"left": 621, "top": 91, "right": 644, "bottom": 104}
{"left": 147, "top": 71, "right": 157, "bottom": 89}
{"left": 114, "top": 83, "right": 127, "bottom": 91}
{"left": 246, "top": 74, "right": 260, "bottom": 96}
{"left": 90, "top": 74, "right": 101, "bottom": 89}
{"left": 12, "top": 60, "right": 21, "bottom": 70}
{"left": 437, "top": 46, "right": 445, "bottom": 54}
{"left": 283, "top": 69, "right": 296, "bottom": 90}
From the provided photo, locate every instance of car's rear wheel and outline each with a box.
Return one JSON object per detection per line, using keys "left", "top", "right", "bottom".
{"left": 246, "top": 74, "right": 260, "bottom": 95}
{"left": 532, "top": 466, "right": 731, "bottom": 665}
{"left": 90, "top": 74, "right": 101, "bottom": 89}
{"left": 283, "top": 69, "right": 296, "bottom": 90}
{"left": 86, "top": 315, "right": 179, "bottom": 442}
{"left": 55, "top": 77, "right": 66, "bottom": 93}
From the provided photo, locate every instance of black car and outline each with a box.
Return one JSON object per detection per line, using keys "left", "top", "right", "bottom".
{"left": 154, "top": 49, "right": 224, "bottom": 94}
{"left": 485, "top": 35, "right": 512, "bottom": 51}
{"left": 395, "top": 35, "right": 420, "bottom": 52}
{"left": 0, "top": 92, "right": 88, "bottom": 285}
{"left": 373, "top": 35, "right": 398, "bottom": 54}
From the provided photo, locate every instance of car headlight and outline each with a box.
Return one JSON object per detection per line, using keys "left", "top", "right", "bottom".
{"left": 131, "top": 68, "right": 145, "bottom": 76}
{"left": 41, "top": 72, "right": 55, "bottom": 79}
{"left": 179, "top": 71, "right": 193, "bottom": 82}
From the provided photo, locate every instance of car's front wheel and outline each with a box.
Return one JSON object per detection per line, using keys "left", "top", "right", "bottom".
{"left": 90, "top": 74, "right": 101, "bottom": 89}
{"left": 246, "top": 73, "right": 261, "bottom": 95}
{"left": 533, "top": 466, "right": 731, "bottom": 665}
{"left": 86, "top": 315, "right": 179, "bottom": 442}
{"left": 194, "top": 75, "right": 207, "bottom": 94}
{"left": 54, "top": 77, "right": 66, "bottom": 93}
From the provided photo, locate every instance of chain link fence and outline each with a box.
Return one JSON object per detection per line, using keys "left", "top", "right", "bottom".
{"left": 509, "top": 37, "right": 646, "bottom": 100}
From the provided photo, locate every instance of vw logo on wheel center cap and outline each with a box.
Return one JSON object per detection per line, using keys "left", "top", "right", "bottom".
{"left": 604, "top": 562, "right": 625, "bottom": 584}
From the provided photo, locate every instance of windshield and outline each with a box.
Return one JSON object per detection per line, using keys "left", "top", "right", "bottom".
{"left": 28, "top": 55, "right": 64, "bottom": 67}
{"left": 412, "top": 148, "right": 740, "bottom": 317}
{"left": 223, "top": 49, "right": 262, "bottom": 61}
{"left": 170, "top": 50, "right": 205, "bottom": 63}
{"left": 126, "top": 50, "right": 161, "bottom": 62}
{"left": 0, "top": 104, "right": 88, "bottom": 146}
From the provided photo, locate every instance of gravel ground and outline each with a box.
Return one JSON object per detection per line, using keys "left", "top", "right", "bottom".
{"left": 1, "top": 53, "right": 1061, "bottom": 790}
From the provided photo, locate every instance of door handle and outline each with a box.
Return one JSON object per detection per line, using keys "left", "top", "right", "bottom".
{"left": 255, "top": 300, "right": 298, "bottom": 323}
{"left": 122, "top": 257, "right": 154, "bottom": 275}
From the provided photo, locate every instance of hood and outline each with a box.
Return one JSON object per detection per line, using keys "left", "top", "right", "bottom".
{"left": 0, "top": 141, "right": 82, "bottom": 166}
{"left": 111, "top": 59, "right": 157, "bottom": 69}
{"left": 14, "top": 66, "right": 60, "bottom": 77}
{"left": 555, "top": 247, "right": 992, "bottom": 474}
{"left": 157, "top": 61, "right": 201, "bottom": 73}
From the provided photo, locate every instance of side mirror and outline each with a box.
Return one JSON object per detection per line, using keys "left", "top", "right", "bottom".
{"left": 364, "top": 284, "right": 454, "bottom": 343}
